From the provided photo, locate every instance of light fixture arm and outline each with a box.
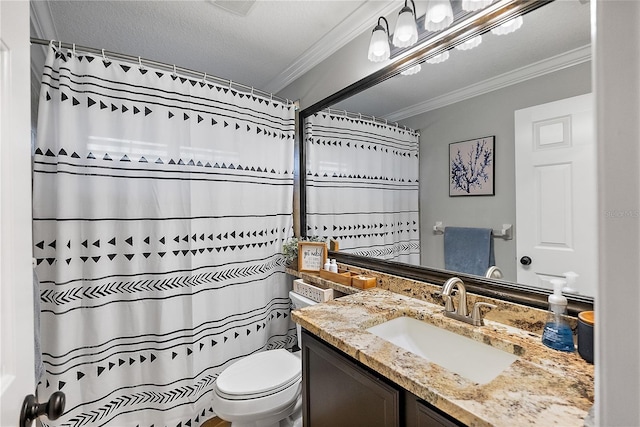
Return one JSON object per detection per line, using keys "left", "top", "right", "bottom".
{"left": 375, "top": 16, "right": 390, "bottom": 36}
{"left": 404, "top": 0, "right": 417, "bottom": 17}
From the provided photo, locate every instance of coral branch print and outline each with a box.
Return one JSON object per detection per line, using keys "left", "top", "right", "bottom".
{"left": 449, "top": 137, "right": 495, "bottom": 196}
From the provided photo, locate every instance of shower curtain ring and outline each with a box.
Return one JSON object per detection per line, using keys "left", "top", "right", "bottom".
{"left": 172, "top": 64, "right": 177, "bottom": 77}
{"left": 251, "top": 87, "right": 254, "bottom": 96}
{"left": 102, "top": 49, "right": 107, "bottom": 61}
{"left": 229, "top": 79, "right": 232, "bottom": 89}
{"left": 72, "top": 43, "right": 77, "bottom": 57}
{"left": 138, "top": 56, "right": 145, "bottom": 70}
{"left": 202, "top": 72, "right": 207, "bottom": 83}
{"left": 58, "top": 41, "right": 62, "bottom": 50}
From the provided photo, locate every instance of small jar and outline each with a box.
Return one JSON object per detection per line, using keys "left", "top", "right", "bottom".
{"left": 577, "top": 311, "right": 594, "bottom": 363}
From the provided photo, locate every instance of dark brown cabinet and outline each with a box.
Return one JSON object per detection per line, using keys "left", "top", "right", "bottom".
{"left": 302, "top": 330, "right": 465, "bottom": 427}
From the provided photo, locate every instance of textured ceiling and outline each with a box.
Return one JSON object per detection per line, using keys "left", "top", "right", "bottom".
{"left": 30, "top": 0, "right": 386, "bottom": 92}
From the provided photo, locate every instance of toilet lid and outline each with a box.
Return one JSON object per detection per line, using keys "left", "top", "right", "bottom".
{"left": 216, "top": 349, "right": 301, "bottom": 399}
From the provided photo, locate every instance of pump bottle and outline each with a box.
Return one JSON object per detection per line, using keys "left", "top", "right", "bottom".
{"left": 541, "top": 279, "right": 575, "bottom": 352}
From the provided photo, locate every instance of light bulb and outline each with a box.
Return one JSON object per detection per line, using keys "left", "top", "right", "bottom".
{"left": 430, "top": 5, "right": 447, "bottom": 22}
{"left": 426, "top": 51, "right": 449, "bottom": 64}
{"left": 425, "top": 0, "right": 453, "bottom": 32}
{"left": 455, "top": 35, "right": 482, "bottom": 51}
{"left": 461, "top": 0, "right": 493, "bottom": 12}
{"left": 491, "top": 15, "right": 523, "bottom": 36}
{"left": 401, "top": 64, "right": 422, "bottom": 76}
{"left": 392, "top": 6, "right": 418, "bottom": 48}
{"left": 368, "top": 22, "right": 390, "bottom": 62}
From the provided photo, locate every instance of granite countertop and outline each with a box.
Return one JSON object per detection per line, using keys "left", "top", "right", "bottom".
{"left": 292, "top": 288, "right": 594, "bottom": 427}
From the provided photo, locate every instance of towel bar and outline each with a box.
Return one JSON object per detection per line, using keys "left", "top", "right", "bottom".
{"left": 433, "top": 222, "right": 513, "bottom": 240}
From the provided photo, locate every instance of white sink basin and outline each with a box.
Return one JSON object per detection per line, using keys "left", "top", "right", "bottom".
{"left": 366, "top": 316, "right": 518, "bottom": 384}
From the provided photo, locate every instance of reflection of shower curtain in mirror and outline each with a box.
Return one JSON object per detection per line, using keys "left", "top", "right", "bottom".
{"left": 33, "top": 44, "right": 296, "bottom": 426}
{"left": 305, "top": 112, "right": 419, "bottom": 264}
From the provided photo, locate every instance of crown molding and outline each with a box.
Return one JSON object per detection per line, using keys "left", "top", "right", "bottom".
{"left": 263, "top": 0, "right": 398, "bottom": 94}
{"left": 385, "top": 44, "right": 592, "bottom": 122}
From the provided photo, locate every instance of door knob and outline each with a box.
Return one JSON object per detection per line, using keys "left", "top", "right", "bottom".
{"left": 19, "top": 391, "right": 65, "bottom": 427}
{"left": 520, "top": 256, "right": 532, "bottom": 266}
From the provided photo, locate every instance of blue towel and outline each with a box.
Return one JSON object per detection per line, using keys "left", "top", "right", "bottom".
{"left": 444, "top": 227, "right": 495, "bottom": 276}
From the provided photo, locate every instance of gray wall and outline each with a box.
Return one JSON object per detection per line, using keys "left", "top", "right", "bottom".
{"left": 402, "top": 62, "right": 592, "bottom": 281}
{"left": 278, "top": 27, "right": 385, "bottom": 110}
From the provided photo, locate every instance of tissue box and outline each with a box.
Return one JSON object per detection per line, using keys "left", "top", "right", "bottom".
{"left": 293, "top": 279, "right": 334, "bottom": 303}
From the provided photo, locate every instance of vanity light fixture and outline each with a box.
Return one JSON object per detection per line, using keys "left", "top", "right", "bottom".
{"left": 368, "top": 17, "right": 391, "bottom": 62}
{"left": 491, "top": 15, "right": 523, "bottom": 35}
{"left": 424, "top": 0, "right": 454, "bottom": 32}
{"left": 455, "top": 34, "right": 482, "bottom": 51}
{"left": 401, "top": 63, "right": 422, "bottom": 76}
{"left": 392, "top": 0, "right": 419, "bottom": 48}
{"left": 461, "top": 0, "right": 494, "bottom": 12}
{"left": 425, "top": 51, "right": 449, "bottom": 64}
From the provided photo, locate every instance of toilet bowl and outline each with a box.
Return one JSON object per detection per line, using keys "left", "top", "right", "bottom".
{"left": 210, "top": 290, "right": 316, "bottom": 427}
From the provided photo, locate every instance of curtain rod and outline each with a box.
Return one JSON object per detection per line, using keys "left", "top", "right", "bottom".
{"left": 30, "top": 37, "right": 292, "bottom": 106}
{"left": 322, "top": 107, "right": 419, "bottom": 136}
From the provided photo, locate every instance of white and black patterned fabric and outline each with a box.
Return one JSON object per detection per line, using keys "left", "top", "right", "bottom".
{"left": 33, "top": 44, "right": 296, "bottom": 427}
{"left": 305, "top": 112, "right": 420, "bottom": 264}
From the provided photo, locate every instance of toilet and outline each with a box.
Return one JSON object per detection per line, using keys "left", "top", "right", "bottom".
{"left": 211, "top": 290, "right": 317, "bottom": 427}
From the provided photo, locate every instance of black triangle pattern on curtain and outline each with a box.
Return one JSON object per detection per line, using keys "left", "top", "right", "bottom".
{"left": 305, "top": 112, "right": 420, "bottom": 264}
{"left": 34, "top": 44, "right": 296, "bottom": 427}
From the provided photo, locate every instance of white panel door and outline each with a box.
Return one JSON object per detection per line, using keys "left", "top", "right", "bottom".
{"left": 0, "top": 1, "right": 36, "bottom": 425}
{"left": 515, "top": 93, "right": 597, "bottom": 296}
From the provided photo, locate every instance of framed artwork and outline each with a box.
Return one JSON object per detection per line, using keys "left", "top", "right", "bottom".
{"left": 449, "top": 136, "right": 495, "bottom": 196}
{"left": 298, "top": 242, "right": 327, "bottom": 273}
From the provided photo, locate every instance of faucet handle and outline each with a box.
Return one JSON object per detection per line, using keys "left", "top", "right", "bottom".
{"left": 471, "top": 302, "right": 497, "bottom": 326}
{"left": 442, "top": 294, "right": 455, "bottom": 312}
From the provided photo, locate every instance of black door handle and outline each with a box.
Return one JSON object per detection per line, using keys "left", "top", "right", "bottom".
{"left": 20, "top": 391, "right": 65, "bottom": 427}
{"left": 520, "top": 256, "right": 532, "bottom": 266}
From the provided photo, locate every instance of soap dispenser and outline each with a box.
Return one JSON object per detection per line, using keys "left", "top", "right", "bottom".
{"left": 541, "top": 279, "right": 575, "bottom": 352}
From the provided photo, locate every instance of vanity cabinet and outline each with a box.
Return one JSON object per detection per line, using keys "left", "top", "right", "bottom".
{"left": 302, "top": 330, "right": 464, "bottom": 427}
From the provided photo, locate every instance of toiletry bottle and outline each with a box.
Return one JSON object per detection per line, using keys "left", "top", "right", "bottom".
{"left": 541, "top": 279, "right": 575, "bottom": 352}
{"left": 329, "top": 259, "right": 338, "bottom": 273}
{"left": 324, "top": 259, "right": 331, "bottom": 271}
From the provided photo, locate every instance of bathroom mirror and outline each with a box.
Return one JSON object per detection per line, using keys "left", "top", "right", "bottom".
{"left": 299, "top": 0, "right": 595, "bottom": 313}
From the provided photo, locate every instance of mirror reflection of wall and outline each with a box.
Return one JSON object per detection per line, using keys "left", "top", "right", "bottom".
{"left": 406, "top": 65, "right": 593, "bottom": 290}
{"left": 304, "top": 0, "right": 595, "bottom": 297}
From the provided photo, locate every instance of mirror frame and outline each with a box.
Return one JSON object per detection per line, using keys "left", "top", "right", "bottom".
{"left": 296, "top": 0, "right": 593, "bottom": 316}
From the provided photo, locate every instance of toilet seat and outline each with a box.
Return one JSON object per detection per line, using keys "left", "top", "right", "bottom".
{"left": 215, "top": 349, "right": 301, "bottom": 400}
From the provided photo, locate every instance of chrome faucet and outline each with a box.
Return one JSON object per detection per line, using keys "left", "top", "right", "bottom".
{"left": 442, "top": 277, "right": 468, "bottom": 316}
{"left": 441, "top": 277, "right": 496, "bottom": 326}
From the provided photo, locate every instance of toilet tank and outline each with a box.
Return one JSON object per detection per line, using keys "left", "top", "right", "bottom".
{"left": 289, "top": 290, "right": 317, "bottom": 349}
{"left": 289, "top": 290, "right": 317, "bottom": 310}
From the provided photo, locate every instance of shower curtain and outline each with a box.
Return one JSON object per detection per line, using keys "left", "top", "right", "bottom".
{"left": 305, "top": 112, "right": 420, "bottom": 264}
{"left": 33, "top": 44, "right": 296, "bottom": 426}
